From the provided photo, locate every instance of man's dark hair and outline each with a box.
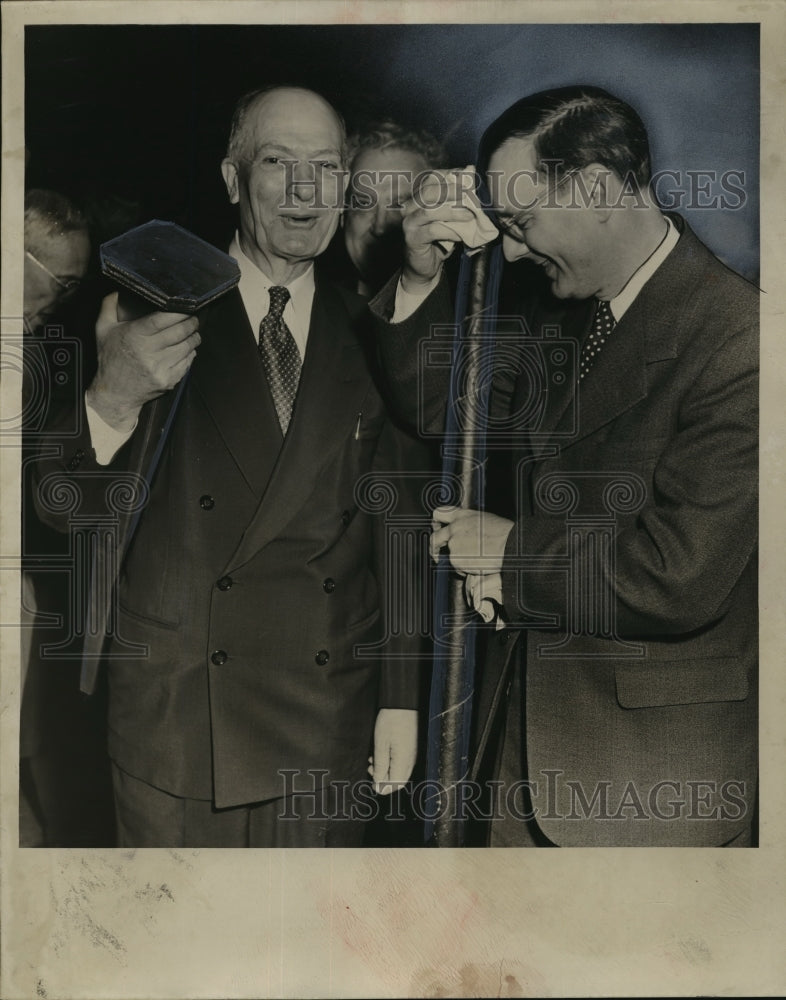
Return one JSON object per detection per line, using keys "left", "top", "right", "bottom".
{"left": 478, "top": 85, "right": 651, "bottom": 189}
{"left": 226, "top": 85, "right": 347, "bottom": 164}
{"left": 24, "top": 188, "right": 87, "bottom": 254}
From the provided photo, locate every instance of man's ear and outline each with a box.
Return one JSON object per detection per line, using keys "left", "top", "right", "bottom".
{"left": 221, "top": 158, "right": 240, "bottom": 205}
{"left": 580, "top": 163, "right": 614, "bottom": 222}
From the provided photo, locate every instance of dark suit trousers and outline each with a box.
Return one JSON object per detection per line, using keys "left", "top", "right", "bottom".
{"left": 111, "top": 763, "right": 367, "bottom": 848}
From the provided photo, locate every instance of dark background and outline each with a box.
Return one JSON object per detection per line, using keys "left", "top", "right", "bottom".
{"left": 25, "top": 22, "right": 759, "bottom": 279}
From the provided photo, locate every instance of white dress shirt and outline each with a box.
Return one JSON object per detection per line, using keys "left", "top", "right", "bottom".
{"left": 86, "top": 232, "right": 316, "bottom": 465}
{"left": 229, "top": 232, "right": 315, "bottom": 359}
{"left": 605, "top": 215, "right": 679, "bottom": 320}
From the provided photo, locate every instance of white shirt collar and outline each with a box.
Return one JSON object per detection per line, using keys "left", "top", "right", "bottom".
{"left": 606, "top": 215, "right": 680, "bottom": 322}
{"left": 228, "top": 232, "right": 315, "bottom": 358}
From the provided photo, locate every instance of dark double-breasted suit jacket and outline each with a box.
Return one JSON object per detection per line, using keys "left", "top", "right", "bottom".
{"left": 371, "top": 215, "right": 758, "bottom": 846}
{"left": 35, "top": 271, "right": 424, "bottom": 809}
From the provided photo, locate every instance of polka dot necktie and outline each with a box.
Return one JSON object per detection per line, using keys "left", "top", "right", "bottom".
{"left": 258, "top": 285, "right": 302, "bottom": 433}
{"left": 579, "top": 299, "right": 617, "bottom": 381}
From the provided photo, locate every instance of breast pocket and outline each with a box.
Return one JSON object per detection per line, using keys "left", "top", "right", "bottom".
{"left": 615, "top": 657, "right": 750, "bottom": 709}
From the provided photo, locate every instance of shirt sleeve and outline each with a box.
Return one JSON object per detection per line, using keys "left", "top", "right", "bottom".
{"left": 391, "top": 273, "right": 441, "bottom": 323}
{"left": 85, "top": 395, "right": 137, "bottom": 465}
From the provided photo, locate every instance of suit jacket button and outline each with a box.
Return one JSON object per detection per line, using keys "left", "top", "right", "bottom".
{"left": 211, "top": 650, "right": 228, "bottom": 665}
{"left": 200, "top": 494, "right": 215, "bottom": 510}
{"left": 315, "top": 649, "right": 330, "bottom": 666}
{"left": 341, "top": 510, "right": 351, "bottom": 525}
{"left": 217, "top": 576, "right": 233, "bottom": 591}
{"left": 323, "top": 578, "right": 336, "bottom": 593}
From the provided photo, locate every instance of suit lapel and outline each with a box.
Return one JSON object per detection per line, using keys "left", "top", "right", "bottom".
{"left": 549, "top": 220, "right": 689, "bottom": 448}
{"left": 190, "top": 288, "right": 283, "bottom": 497}
{"left": 564, "top": 308, "right": 650, "bottom": 445}
{"left": 225, "top": 275, "right": 373, "bottom": 571}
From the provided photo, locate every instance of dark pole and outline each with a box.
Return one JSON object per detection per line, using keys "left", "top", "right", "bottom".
{"left": 428, "top": 245, "right": 494, "bottom": 847}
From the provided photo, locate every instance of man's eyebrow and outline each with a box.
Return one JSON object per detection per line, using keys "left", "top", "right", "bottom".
{"left": 254, "top": 143, "right": 296, "bottom": 156}
{"left": 254, "top": 143, "right": 341, "bottom": 158}
{"left": 308, "top": 148, "right": 342, "bottom": 159}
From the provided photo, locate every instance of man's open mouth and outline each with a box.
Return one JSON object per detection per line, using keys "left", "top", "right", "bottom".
{"left": 281, "top": 213, "right": 319, "bottom": 226}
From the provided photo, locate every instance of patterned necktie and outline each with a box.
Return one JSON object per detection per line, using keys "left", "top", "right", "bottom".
{"left": 258, "top": 285, "right": 301, "bottom": 433}
{"left": 579, "top": 299, "right": 617, "bottom": 381}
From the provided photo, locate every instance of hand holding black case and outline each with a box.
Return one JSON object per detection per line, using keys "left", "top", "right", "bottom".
{"left": 100, "top": 220, "right": 240, "bottom": 320}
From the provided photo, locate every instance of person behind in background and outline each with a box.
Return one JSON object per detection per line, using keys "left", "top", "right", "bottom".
{"left": 23, "top": 189, "right": 90, "bottom": 335}
{"left": 21, "top": 189, "right": 94, "bottom": 846}
{"left": 342, "top": 121, "right": 445, "bottom": 298}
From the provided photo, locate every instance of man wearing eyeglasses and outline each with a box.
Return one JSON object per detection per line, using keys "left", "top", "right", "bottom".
{"left": 23, "top": 189, "right": 90, "bottom": 335}
{"left": 370, "top": 85, "right": 758, "bottom": 847}
{"left": 21, "top": 189, "right": 93, "bottom": 846}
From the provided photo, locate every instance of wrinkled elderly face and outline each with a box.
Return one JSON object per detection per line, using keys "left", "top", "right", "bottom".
{"left": 344, "top": 145, "right": 430, "bottom": 289}
{"left": 222, "top": 88, "right": 347, "bottom": 273}
{"left": 23, "top": 227, "right": 90, "bottom": 332}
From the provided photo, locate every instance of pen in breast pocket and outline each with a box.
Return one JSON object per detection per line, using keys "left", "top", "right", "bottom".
{"left": 354, "top": 412, "right": 362, "bottom": 440}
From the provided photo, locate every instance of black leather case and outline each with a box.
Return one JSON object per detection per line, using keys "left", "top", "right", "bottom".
{"left": 100, "top": 220, "right": 240, "bottom": 316}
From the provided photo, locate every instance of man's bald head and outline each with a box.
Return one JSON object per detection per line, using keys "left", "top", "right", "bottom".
{"left": 226, "top": 86, "right": 347, "bottom": 165}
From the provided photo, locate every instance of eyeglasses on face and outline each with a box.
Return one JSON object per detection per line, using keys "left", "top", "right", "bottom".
{"left": 494, "top": 169, "right": 580, "bottom": 243}
{"left": 25, "top": 249, "right": 82, "bottom": 295}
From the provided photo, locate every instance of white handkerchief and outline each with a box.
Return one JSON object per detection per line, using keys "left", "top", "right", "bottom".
{"left": 434, "top": 166, "right": 499, "bottom": 255}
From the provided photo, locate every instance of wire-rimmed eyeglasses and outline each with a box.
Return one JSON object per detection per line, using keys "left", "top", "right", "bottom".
{"left": 25, "top": 249, "right": 83, "bottom": 295}
{"left": 494, "top": 169, "right": 580, "bottom": 243}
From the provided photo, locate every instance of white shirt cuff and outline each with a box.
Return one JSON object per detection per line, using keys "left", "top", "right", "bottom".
{"left": 464, "top": 573, "right": 506, "bottom": 630}
{"left": 85, "top": 395, "right": 137, "bottom": 465}
{"left": 391, "top": 273, "right": 441, "bottom": 324}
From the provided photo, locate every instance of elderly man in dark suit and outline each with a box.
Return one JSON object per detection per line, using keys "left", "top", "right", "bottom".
{"left": 34, "top": 86, "right": 423, "bottom": 847}
{"left": 370, "top": 86, "right": 758, "bottom": 847}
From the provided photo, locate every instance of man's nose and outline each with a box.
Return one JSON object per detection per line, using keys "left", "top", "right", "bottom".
{"left": 370, "top": 203, "right": 399, "bottom": 238}
{"left": 288, "top": 160, "right": 317, "bottom": 199}
{"left": 502, "top": 233, "right": 532, "bottom": 262}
